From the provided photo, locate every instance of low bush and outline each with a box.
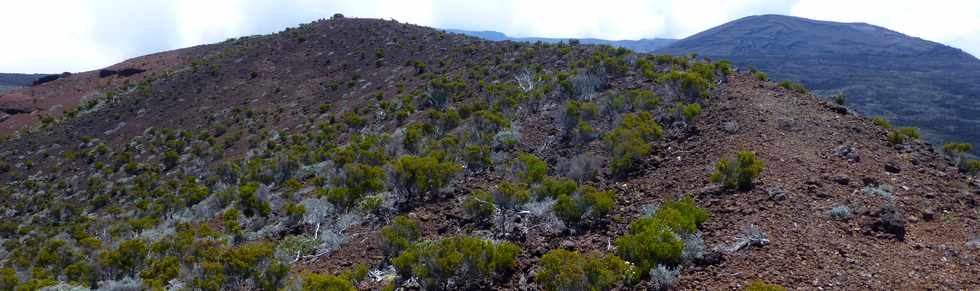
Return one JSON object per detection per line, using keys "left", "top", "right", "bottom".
{"left": 778, "top": 81, "right": 807, "bottom": 94}
{"left": 238, "top": 182, "right": 271, "bottom": 217}
{"left": 463, "top": 190, "right": 495, "bottom": 220}
{"left": 303, "top": 273, "right": 354, "bottom": 291}
{"left": 380, "top": 215, "right": 421, "bottom": 258}
{"left": 872, "top": 117, "right": 892, "bottom": 129}
{"left": 833, "top": 92, "right": 845, "bottom": 105}
{"left": 649, "top": 264, "right": 680, "bottom": 290}
{"left": 534, "top": 249, "right": 634, "bottom": 291}
{"left": 604, "top": 112, "right": 664, "bottom": 177}
{"left": 710, "top": 151, "right": 764, "bottom": 190}
{"left": 963, "top": 159, "right": 980, "bottom": 176}
{"left": 392, "top": 236, "right": 520, "bottom": 289}
{"left": 328, "top": 163, "right": 386, "bottom": 209}
{"left": 463, "top": 145, "right": 491, "bottom": 171}
{"left": 553, "top": 186, "right": 614, "bottom": 226}
{"left": 753, "top": 71, "right": 768, "bottom": 81}
{"left": 515, "top": 153, "right": 548, "bottom": 184}
{"left": 828, "top": 206, "right": 852, "bottom": 221}
{"left": 680, "top": 103, "right": 702, "bottom": 122}
{"left": 887, "top": 127, "right": 920, "bottom": 145}
{"left": 493, "top": 181, "right": 531, "bottom": 210}
{"left": 390, "top": 155, "right": 461, "bottom": 204}
{"left": 616, "top": 196, "right": 709, "bottom": 275}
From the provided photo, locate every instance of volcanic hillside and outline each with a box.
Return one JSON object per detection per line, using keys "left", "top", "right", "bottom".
{"left": 0, "top": 16, "right": 977, "bottom": 290}
{"left": 659, "top": 14, "right": 980, "bottom": 154}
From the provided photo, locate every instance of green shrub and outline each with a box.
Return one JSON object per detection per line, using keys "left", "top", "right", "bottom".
{"left": 1, "top": 267, "right": 17, "bottom": 290}
{"left": 357, "top": 195, "right": 383, "bottom": 215}
{"left": 710, "top": 151, "right": 764, "bottom": 190}
{"left": 872, "top": 117, "right": 892, "bottom": 129}
{"left": 390, "top": 155, "right": 461, "bottom": 203}
{"left": 553, "top": 186, "right": 614, "bottom": 226}
{"left": 303, "top": 273, "right": 354, "bottom": 291}
{"left": 681, "top": 103, "right": 702, "bottom": 122}
{"left": 222, "top": 241, "right": 275, "bottom": 276}
{"left": 392, "top": 236, "right": 520, "bottom": 289}
{"left": 535, "top": 249, "right": 634, "bottom": 291}
{"left": 380, "top": 215, "right": 421, "bottom": 257}
{"left": 563, "top": 100, "right": 599, "bottom": 141}
{"left": 943, "top": 142, "right": 972, "bottom": 156}
{"left": 778, "top": 80, "right": 807, "bottom": 94}
{"left": 537, "top": 177, "right": 578, "bottom": 200}
{"left": 745, "top": 281, "right": 788, "bottom": 291}
{"left": 753, "top": 71, "right": 768, "bottom": 81}
{"left": 141, "top": 256, "right": 180, "bottom": 288}
{"left": 223, "top": 208, "right": 242, "bottom": 235}
{"left": 515, "top": 153, "right": 548, "bottom": 184}
{"left": 887, "top": 127, "right": 920, "bottom": 145}
{"left": 493, "top": 181, "right": 531, "bottom": 210}
{"left": 238, "top": 182, "right": 271, "bottom": 217}
{"left": 101, "top": 239, "right": 149, "bottom": 277}
{"left": 652, "top": 196, "right": 710, "bottom": 235}
{"left": 163, "top": 150, "right": 180, "bottom": 169}
{"left": 342, "top": 111, "right": 366, "bottom": 129}
{"left": 833, "top": 92, "right": 845, "bottom": 105}
{"left": 717, "top": 60, "right": 733, "bottom": 76}
{"left": 328, "top": 163, "right": 385, "bottom": 209}
{"left": 615, "top": 217, "right": 683, "bottom": 274}
{"left": 463, "top": 190, "right": 495, "bottom": 220}
{"left": 604, "top": 112, "right": 663, "bottom": 177}
{"left": 615, "top": 196, "right": 709, "bottom": 274}
{"left": 463, "top": 145, "right": 491, "bottom": 171}
{"left": 963, "top": 159, "right": 980, "bottom": 176}
{"left": 659, "top": 70, "right": 711, "bottom": 98}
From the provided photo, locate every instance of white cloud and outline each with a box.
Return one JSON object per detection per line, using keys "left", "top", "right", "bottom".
{"left": 789, "top": 0, "right": 980, "bottom": 55}
{"left": 0, "top": 0, "right": 977, "bottom": 73}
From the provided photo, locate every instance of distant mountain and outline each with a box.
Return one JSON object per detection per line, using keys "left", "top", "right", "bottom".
{"left": 444, "top": 29, "right": 677, "bottom": 52}
{"left": 658, "top": 14, "right": 980, "bottom": 154}
{"left": 0, "top": 73, "right": 50, "bottom": 93}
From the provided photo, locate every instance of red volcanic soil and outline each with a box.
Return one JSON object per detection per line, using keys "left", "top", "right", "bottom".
{"left": 0, "top": 47, "right": 204, "bottom": 134}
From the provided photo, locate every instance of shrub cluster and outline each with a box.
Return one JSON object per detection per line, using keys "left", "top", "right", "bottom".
{"left": 392, "top": 236, "right": 520, "bottom": 289}
{"left": 615, "top": 196, "right": 709, "bottom": 275}
{"left": 778, "top": 81, "right": 807, "bottom": 94}
{"left": 710, "top": 151, "right": 764, "bottom": 190}
{"left": 872, "top": 117, "right": 892, "bottom": 129}
{"left": 887, "top": 127, "right": 920, "bottom": 145}
{"left": 553, "top": 185, "right": 615, "bottom": 226}
{"left": 390, "top": 154, "right": 461, "bottom": 204}
{"left": 380, "top": 215, "right": 421, "bottom": 258}
{"left": 534, "top": 249, "right": 634, "bottom": 291}
{"left": 604, "top": 112, "right": 664, "bottom": 177}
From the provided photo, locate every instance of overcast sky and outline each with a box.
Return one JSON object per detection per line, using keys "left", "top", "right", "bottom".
{"left": 2, "top": 0, "right": 979, "bottom": 73}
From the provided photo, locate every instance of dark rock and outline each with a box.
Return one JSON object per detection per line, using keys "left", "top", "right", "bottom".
{"left": 767, "top": 188, "right": 789, "bottom": 201}
{"left": 921, "top": 209, "right": 935, "bottom": 221}
{"left": 695, "top": 250, "right": 724, "bottom": 266}
{"left": 861, "top": 176, "right": 879, "bottom": 186}
{"left": 885, "top": 161, "right": 902, "bottom": 173}
{"left": 870, "top": 206, "right": 906, "bottom": 241}
{"left": 832, "top": 145, "right": 860, "bottom": 162}
{"left": 831, "top": 175, "right": 850, "bottom": 185}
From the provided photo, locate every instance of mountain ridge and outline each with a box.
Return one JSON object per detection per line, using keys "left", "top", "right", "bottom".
{"left": 659, "top": 14, "right": 980, "bottom": 155}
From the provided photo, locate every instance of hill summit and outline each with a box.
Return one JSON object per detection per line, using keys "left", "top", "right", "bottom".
{"left": 659, "top": 14, "right": 980, "bottom": 153}
{"left": 0, "top": 16, "right": 977, "bottom": 290}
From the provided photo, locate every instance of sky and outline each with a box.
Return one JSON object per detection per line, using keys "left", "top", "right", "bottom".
{"left": 2, "top": 0, "right": 979, "bottom": 73}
